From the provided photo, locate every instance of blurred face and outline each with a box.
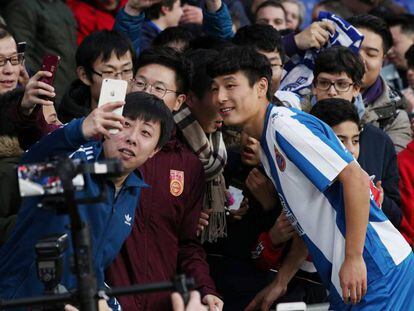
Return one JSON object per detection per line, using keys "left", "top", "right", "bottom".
{"left": 212, "top": 71, "right": 267, "bottom": 131}
{"left": 188, "top": 91, "right": 223, "bottom": 134}
{"left": 0, "top": 36, "right": 21, "bottom": 94}
{"left": 388, "top": 25, "right": 414, "bottom": 70}
{"left": 357, "top": 28, "right": 384, "bottom": 89}
{"left": 81, "top": 51, "right": 133, "bottom": 109}
{"left": 133, "top": 63, "right": 183, "bottom": 112}
{"left": 165, "top": 0, "right": 183, "bottom": 27}
{"left": 103, "top": 117, "right": 160, "bottom": 174}
{"left": 258, "top": 49, "right": 283, "bottom": 94}
{"left": 281, "top": 1, "right": 300, "bottom": 31}
{"left": 240, "top": 131, "right": 261, "bottom": 166}
{"left": 332, "top": 121, "right": 360, "bottom": 159}
{"left": 312, "top": 72, "right": 360, "bottom": 102}
{"left": 255, "top": 6, "right": 287, "bottom": 31}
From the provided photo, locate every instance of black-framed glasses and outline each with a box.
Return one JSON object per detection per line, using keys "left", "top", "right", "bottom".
{"left": 314, "top": 79, "right": 354, "bottom": 92}
{"left": 0, "top": 53, "right": 24, "bottom": 67}
{"left": 132, "top": 79, "right": 179, "bottom": 99}
{"left": 91, "top": 68, "right": 134, "bottom": 79}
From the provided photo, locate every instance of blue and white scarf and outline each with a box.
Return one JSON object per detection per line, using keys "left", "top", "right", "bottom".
{"left": 279, "top": 12, "right": 364, "bottom": 96}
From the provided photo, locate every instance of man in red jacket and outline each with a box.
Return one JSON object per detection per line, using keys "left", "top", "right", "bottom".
{"left": 105, "top": 47, "right": 222, "bottom": 310}
{"left": 67, "top": 0, "right": 128, "bottom": 44}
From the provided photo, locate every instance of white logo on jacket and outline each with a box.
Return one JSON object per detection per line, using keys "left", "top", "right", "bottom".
{"left": 124, "top": 214, "right": 132, "bottom": 226}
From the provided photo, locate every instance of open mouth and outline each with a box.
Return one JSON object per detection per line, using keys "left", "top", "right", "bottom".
{"left": 119, "top": 148, "right": 135, "bottom": 158}
{"left": 219, "top": 107, "right": 235, "bottom": 115}
{"left": 242, "top": 146, "right": 255, "bottom": 155}
{"left": 0, "top": 80, "right": 16, "bottom": 86}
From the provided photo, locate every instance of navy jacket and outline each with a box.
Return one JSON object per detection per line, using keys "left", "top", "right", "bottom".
{"left": 358, "top": 123, "right": 402, "bottom": 227}
{"left": 0, "top": 118, "right": 146, "bottom": 301}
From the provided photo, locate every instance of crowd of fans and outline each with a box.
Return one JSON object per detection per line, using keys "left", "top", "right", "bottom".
{"left": 1, "top": 0, "right": 414, "bottom": 310}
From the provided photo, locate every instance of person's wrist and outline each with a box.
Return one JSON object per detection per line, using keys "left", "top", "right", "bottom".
{"left": 20, "top": 99, "right": 35, "bottom": 116}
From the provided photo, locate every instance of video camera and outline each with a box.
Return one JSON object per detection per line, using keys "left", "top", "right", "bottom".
{"left": 1, "top": 157, "right": 194, "bottom": 311}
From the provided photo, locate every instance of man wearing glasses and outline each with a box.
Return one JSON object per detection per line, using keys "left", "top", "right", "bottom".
{"left": 311, "top": 46, "right": 404, "bottom": 240}
{"left": 106, "top": 47, "right": 223, "bottom": 310}
{"left": 57, "top": 30, "right": 136, "bottom": 123}
{"left": 0, "top": 29, "right": 25, "bottom": 94}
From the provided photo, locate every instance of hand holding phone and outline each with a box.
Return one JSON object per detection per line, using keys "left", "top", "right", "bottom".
{"left": 98, "top": 78, "right": 128, "bottom": 134}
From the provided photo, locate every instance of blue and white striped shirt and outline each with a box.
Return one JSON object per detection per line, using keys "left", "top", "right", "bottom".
{"left": 260, "top": 104, "right": 412, "bottom": 305}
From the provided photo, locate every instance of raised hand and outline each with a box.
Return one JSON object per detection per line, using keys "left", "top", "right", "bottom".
{"left": 82, "top": 101, "right": 125, "bottom": 140}
{"left": 20, "top": 71, "right": 56, "bottom": 115}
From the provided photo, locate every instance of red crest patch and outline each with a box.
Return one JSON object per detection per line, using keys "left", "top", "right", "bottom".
{"left": 274, "top": 145, "right": 286, "bottom": 171}
{"left": 170, "top": 170, "right": 184, "bottom": 196}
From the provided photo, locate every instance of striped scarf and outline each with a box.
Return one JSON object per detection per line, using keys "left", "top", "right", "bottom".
{"left": 174, "top": 105, "right": 227, "bottom": 243}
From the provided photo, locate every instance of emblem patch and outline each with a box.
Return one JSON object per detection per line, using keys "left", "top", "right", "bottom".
{"left": 170, "top": 170, "right": 184, "bottom": 196}
{"left": 274, "top": 145, "right": 286, "bottom": 171}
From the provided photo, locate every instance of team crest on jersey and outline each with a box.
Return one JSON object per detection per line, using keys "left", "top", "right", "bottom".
{"left": 274, "top": 145, "right": 286, "bottom": 171}
{"left": 170, "top": 170, "right": 184, "bottom": 196}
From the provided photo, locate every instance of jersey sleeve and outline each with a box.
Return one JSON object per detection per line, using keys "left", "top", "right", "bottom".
{"left": 273, "top": 111, "right": 354, "bottom": 192}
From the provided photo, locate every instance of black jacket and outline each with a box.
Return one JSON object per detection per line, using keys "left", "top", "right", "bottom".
{"left": 358, "top": 123, "right": 402, "bottom": 228}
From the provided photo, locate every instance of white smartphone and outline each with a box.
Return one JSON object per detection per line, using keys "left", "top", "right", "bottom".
{"left": 276, "top": 302, "right": 307, "bottom": 311}
{"left": 98, "top": 78, "right": 128, "bottom": 134}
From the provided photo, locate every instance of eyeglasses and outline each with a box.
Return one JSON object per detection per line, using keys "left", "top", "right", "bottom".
{"left": 0, "top": 53, "right": 24, "bottom": 67}
{"left": 91, "top": 68, "right": 134, "bottom": 79}
{"left": 132, "top": 79, "right": 179, "bottom": 99}
{"left": 314, "top": 79, "right": 354, "bottom": 92}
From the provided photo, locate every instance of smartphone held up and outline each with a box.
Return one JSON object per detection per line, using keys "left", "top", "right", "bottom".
{"left": 98, "top": 78, "right": 128, "bottom": 134}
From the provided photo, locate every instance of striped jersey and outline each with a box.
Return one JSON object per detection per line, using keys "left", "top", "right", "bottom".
{"left": 260, "top": 104, "right": 412, "bottom": 305}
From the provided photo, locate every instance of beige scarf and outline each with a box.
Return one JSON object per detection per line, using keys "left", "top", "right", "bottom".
{"left": 174, "top": 105, "right": 227, "bottom": 243}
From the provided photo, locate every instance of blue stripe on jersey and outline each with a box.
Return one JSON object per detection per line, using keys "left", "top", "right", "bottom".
{"left": 290, "top": 111, "right": 354, "bottom": 164}
{"left": 261, "top": 120, "right": 342, "bottom": 303}
{"left": 323, "top": 182, "right": 346, "bottom": 237}
{"left": 276, "top": 132, "right": 332, "bottom": 192}
{"left": 368, "top": 200, "right": 389, "bottom": 223}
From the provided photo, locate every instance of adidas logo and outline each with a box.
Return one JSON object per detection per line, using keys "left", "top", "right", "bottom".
{"left": 124, "top": 214, "right": 132, "bottom": 226}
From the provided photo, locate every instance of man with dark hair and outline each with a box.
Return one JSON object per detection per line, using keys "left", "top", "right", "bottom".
{"left": 5, "top": 0, "right": 77, "bottom": 105}
{"left": 152, "top": 26, "right": 194, "bottom": 52}
{"left": 254, "top": 0, "right": 287, "bottom": 31}
{"left": 0, "top": 92, "right": 173, "bottom": 302}
{"left": 403, "top": 44, "right": 414, "bottom": 112}
{"left": 347, "top": 14, "right": 411, "bottom": 152}
{"left": 311, "top": 46, "right": 403, "bottom": 232}
{"left": 233, "top": 24, "right": 285, "bottom": 97}
{"left": 57, "top": 29, "right": 136, "bottom": 123}
{"left": 387, "top": 14, "right": 414, "bottom": 71}
{"left": 208, "top": 45, "right": 414, "bottom": 310}
{"left": 310, "top": 98, "right": 363, "bottom": 158}
{"left": 141, "top": 0, "right": 183, "bottom": 49}
{"left": 106, "top": 47, "right": 223, "bottom": 310}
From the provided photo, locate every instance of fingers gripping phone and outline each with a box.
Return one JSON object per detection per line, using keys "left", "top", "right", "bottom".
{"left": 98, "top": 78, "right": 128, "bottom": 134}
{"left": 39, "top": 54, "right": 59, "bottom": 86}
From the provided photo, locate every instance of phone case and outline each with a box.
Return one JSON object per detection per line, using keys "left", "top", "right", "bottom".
{"left": 40, "top": 54, "right": 59, "bottom": 86}
{"left": 98, "top": 79, "right": 128, "bottom": 134}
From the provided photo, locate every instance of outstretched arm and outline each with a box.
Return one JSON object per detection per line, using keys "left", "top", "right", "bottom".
{"left": 338, "top": 161, "right": 370, "bottom": 305}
